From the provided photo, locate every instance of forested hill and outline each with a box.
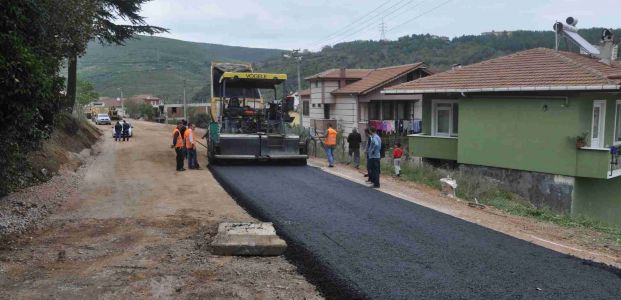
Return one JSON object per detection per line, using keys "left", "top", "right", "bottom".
{"left": 256, "top": 28, "right": 621, "bottom": 93}
{"left": 77, "top": 35, "right": 283, "bottom": 102}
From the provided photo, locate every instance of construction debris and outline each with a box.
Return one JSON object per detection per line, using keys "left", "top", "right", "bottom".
{"left": 210, "top": 222, "right": 287, "bottom": 256}
{"left": 440, "top": 177, "right": 457, "bottom": 198}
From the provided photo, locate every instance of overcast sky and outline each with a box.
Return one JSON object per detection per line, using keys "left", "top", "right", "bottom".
{"left": 140, "top": 0, "right": 620, "bottom": 51}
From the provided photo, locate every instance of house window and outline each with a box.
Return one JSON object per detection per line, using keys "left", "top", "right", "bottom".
{"left": 615, "top": 100, "right": 621, "bottom": 144}
{"left": 369, "top": 102, "right": 381, "bottom": 120}
{"left": 314, "top": 81, "right": 318, "bottom": 88}
{"left": 323, "top": 104, "right": 330, "bottom": 119}
{"left": 382, "top": 102, "right": 394, "bottom": 120}
{"left": 303, "top": 101, "right": 310, "bottom": 116}
{"left": 432, "top": 100, "right": 459, "bottom": 137}
{"left": 592, "top": 100, "right": 606, "bottom": 147}
{"left": 172, "top": 107, "right": 177, "bottom": 114}
{"left": 396, "top": 102, "right": 411, "bottom": 119}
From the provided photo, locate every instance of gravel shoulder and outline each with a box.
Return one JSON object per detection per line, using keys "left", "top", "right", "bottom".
{"left": 0, "top": 120, "right": 321, "bottom": 299}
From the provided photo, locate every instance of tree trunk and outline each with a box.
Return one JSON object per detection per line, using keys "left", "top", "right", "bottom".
{"left": 67, "top": 54, "right": 77, "bottom": 112}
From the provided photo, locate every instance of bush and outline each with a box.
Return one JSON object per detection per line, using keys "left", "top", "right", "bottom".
{"left": 0, "top": 2, "right": 66, "bottom": 196}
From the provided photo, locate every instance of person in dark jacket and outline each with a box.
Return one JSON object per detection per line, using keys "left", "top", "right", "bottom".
{"left": 347, "top": 128, "right": 362, "bottom": 169}
{"left": 121, "top": 120, "right": 130, "bottom": 141}
{"left": 114, "top": 121, "right": 122, "bottom": 142}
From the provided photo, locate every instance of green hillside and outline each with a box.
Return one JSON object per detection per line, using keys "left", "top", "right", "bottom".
{"left": 77, "top": 35, "right": 283, "bottom": 102}
{"left": 79, "top": 29, "right": 620, "bottom": 102}
{"left": 256, "top": 28, "right": 621, "bottom": 93}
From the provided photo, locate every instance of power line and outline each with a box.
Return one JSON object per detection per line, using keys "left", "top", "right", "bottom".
{"left": 387, "top": 0, "right": 454, "bottom": 33}
{"left": 325, "top": 0, "right": 424, "bottom": 47}
{"left": 305, "top": 0, "right": 394, "bottom": 48}
{"left": 312, "top": 0, "right": 414, "bottom": 48}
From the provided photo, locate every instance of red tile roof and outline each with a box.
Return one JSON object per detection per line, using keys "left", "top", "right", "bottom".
{"left": 332, "top": 63, "right": 427, "bottom": 95}
{"left": 298, "top": 89, "right": 311, "bottom": 97}
{"left": 305, "top": 69, "right": 373, "bottom": 80}
{"left": 384, "top": 48, "right": 621, "bottom": 94}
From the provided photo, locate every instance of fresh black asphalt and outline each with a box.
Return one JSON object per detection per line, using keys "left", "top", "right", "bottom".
{"left": 210, "top": 165, "right": 621, "bottom": 299}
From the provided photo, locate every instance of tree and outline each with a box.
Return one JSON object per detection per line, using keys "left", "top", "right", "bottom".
{"left": 66, "top": 0, "right": 168, "bottom": 111}
{"left": 77, "top": 80, "right": 99, "bottom": 105}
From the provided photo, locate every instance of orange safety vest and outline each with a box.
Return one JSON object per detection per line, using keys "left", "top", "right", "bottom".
{"left": 173, "top": 128, "right": 185, "bottom": 148}
{"left": 184, "top": 128, "right": 193, "bottom": 149}
{"left": 325, "top": 128, "right": 337, "bottom": 146}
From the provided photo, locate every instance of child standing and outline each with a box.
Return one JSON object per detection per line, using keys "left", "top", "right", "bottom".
{"left": 393, "top": 142, "right": 403, "bottom": 177}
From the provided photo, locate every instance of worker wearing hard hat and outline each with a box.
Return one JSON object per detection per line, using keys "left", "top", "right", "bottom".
{"left": 324, "top": 123, "right": 337, "bottom": 167}
{"left": 171, "top": 121, "right": 186, "bottom": 171}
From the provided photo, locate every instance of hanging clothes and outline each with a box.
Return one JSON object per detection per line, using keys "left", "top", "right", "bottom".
{"left": 412, "top": 119, "right": 422, "bottom": 133}
{"left": 402, "top": 120, "right": 411, "bottom": 134}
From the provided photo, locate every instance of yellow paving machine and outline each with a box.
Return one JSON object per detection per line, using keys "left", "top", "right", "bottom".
{"left": 207, "top": 62, "right": 308, "bottom": 164}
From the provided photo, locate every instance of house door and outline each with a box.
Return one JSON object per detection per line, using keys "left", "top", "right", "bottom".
{"left": 591, "top": 100, "right": 606, "bottom": 148}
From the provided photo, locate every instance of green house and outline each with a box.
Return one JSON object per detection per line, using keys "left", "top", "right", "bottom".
{"left": 383, "top": 47, "right": 621, "bottom": 226}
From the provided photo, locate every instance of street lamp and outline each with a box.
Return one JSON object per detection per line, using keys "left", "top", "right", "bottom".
{"left": 117, "top": 87, "right": 124, "bottom": 118}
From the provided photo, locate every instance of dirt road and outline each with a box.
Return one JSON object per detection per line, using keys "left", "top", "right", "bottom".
{"left": 0, "top": 120, "right": 321, "bottom": 299}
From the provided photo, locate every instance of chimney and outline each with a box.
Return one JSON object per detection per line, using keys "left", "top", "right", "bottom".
{"left": 339, "top": 67, "right": 346, "bottom": 88}
{"left": 599, "top": 29, "right": 615, "bottom": 65}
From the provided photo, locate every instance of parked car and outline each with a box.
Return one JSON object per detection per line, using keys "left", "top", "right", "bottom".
{"left": 95, "top": 114, "right": 111, "bottom": 125}
{"left": 111, "top": 122, "right": 133, "bottom": 138}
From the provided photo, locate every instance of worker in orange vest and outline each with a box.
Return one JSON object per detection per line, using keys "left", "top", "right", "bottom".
{"left": 324, "top": 123, "right": 337, "bottom": 167}
{"left": 171, "top": 121, "right": 186, "bottom": 171}
{"left": 185, "top": 123, "right": 200, "bottom": 170}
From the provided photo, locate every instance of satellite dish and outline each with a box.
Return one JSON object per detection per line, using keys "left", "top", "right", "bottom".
{"left": 566, "top": 17, "right": 578, "bottom": 26}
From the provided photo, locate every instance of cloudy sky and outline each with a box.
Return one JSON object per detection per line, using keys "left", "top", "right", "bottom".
{"left": 140, "top": 0, "right": 620, "bottom": 50}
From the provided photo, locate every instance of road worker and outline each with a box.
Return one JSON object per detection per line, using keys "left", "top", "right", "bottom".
{"left": 324, "top": 123, "right": 337, "bottom": 167}
{"left": 171, "top": 121, "right": 186, "bottom": 171}
{"left": 185, "top": 123, "right": 200, "bottom": 169}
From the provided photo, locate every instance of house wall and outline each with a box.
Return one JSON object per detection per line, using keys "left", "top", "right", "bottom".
{"left": 414, "top": 93, "right": 621, "bottom": 218}
{"left": 573, "top": 176, "right": 621, "bottom": 226}
{"left": 333, "top": 95, "right": 358, "bottom": 134}
{"left": 308, "top": 80, "right": 340, "bottom": 130}
{"left": 458, "top": 96, "right": 585, "bottom": 177}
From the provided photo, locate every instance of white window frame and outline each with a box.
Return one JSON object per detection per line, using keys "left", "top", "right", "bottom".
{"left": 614, "top": 100, "right": 621, "bottom": 145}
{"left": 591, "top": 100, "right": 606, "bottom": 148}
{"left": 431, "top": 99, "right": 459, "bottom": 137}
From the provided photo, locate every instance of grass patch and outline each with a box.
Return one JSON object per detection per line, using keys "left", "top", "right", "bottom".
{"left": 372, "top": 157, "right": 621, "bottom": 245}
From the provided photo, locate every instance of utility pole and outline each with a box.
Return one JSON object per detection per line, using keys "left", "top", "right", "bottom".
{"left": 183, "top": 79, "right": 187, "bottom": 121}
{"left": 117, "top": 87, "right": 124, "bottom": 118}
{"left": 283, "top": 49, "right": 303, "bottom": 127}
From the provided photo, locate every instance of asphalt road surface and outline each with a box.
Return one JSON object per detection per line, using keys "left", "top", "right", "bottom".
{"left": 211, "top": 165, "right": 621, "bottom": 299}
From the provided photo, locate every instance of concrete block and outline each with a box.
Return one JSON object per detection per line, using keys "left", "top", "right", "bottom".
{"left": 210, "top": 222, "right": 287, "bottom": 256}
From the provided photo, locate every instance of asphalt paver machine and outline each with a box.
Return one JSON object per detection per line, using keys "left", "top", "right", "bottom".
{"left": 207, "top": 62, "right": 308, "bottom": 165}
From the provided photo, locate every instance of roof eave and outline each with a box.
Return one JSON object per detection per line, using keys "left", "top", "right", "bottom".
{"left": 383, "top": 85, "right": 621, "bottom": 94}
